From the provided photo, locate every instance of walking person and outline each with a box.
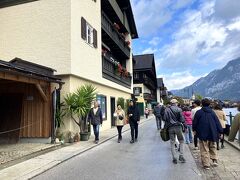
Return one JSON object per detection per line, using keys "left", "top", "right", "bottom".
{"left": 163, "top": 99, "right": 186, "bottom": 164}
{"left": 213, "top": 103, "right": 227, "bottom": 149}
{"left": 193, "top": 98, "right": 223, "bottom": 170}
{"left": 113, "top": 104, "right": 125, "bottom": 143}
{"left": 145, "top": 107, "right": 149, "bottom": 119}
{"left": 127, "top": 100, "right": 140, "bottom": 144}
{"left": 153, "top": 103, "right": 164, "bottom": 130}
{"left": 183, "top": 106, "right": 193, "bottom": 144}
{"left": 88, "top": 101, "right": 103, "bottom": 144}
{"left": 191, "top": 100, "right": 201, "bottom": 150}
{"left": 228, "top": 103, "right": 240, "bottom": 143}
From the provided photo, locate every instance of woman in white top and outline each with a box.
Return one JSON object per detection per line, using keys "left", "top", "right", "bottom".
{"left": 191, "top": 100, "right": 202, "bottom": 149}
{"left": 114, "top": 104, "right": 125, "bottom": 143}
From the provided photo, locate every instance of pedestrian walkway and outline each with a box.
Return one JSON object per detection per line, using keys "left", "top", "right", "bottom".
{"left": 0, "top": 116, "right": 150, "bottom": 180}
{"left": 189, "top": 143, "right": 240, "bottom": 180}
{"left": 33, "top": 116, "right": 202, "bottom": 180}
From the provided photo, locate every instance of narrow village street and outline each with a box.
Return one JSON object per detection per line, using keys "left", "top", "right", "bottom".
{"left": 32, "top": 117, "right": 202, "bottom": 180}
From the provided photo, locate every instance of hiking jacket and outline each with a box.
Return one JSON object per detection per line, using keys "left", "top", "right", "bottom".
{"left": 183, "top": 111, "right": 192, "bottom": 125}
{"left": 163, "top": 105, "right": 185, "bottom": 128}
{"left": 214, "top": 110, "right": 227, "bottom": 128}
{"left": 153, "top": 106, "right": 164, "bottom": 117}
{"left": 193, "top": 107, "right": 223, "bottom": 142}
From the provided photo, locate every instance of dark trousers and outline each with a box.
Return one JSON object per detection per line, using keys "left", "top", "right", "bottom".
{"left": 93, "top": 125, "right": 100, "bottom": 141}
{"left": 156, "top": 116, "right": 162, "bottom": 129}
{"left": 194, "top": 134, "right": 198, "bottom": 147}
{"left": 217, "top": 132, "right": 225, "bottom": 149}
{"left": 130, "top": 121, "right": 138, "bottom": 140}
{"left": 117, "top": 126, "right": 123, "bottom": 140}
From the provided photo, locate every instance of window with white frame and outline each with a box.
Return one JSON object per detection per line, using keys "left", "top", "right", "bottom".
{"left": 81, "top": 17, "right": 97, "bottom": 48}
{"left": 86, "top": 23, "right": 93, "bottom": 45}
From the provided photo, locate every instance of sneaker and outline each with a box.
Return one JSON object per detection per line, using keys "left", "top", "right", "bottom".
{"left": 173, "top": 158, "right": 178, "bottom": 164}
{"left": 130, "top": 140, "right": 134, "bottom": 144}
{"left": 194, "top": 147, "right": 199, "bottom": 150}
{"left": 95, "top": 140, "right": 99, "bottom": 144}
{"left": 212, "top": 160, "right": 218, "bottom": 167}
{"left": 204, "top": 166, "right": 210, "bottom": 170}
{"left": 221, "top": 144, "right": 224, "bottom": 149}
{"left": 179, "top": 155, "right": 186, "bottom": 163}
{"left": 117, "top": 139, "right": 120, "bottom": 143}
{"left": 135, "top": 138, "right": 138, "bottom": 142}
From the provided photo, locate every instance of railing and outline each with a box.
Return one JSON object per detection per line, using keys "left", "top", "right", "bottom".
{"left": 226, "top": 112, "right": 235, "bottom": 125}
{"left": 102, "top": 55, "right": 131, "bottom": 89}
{"left": 101, "top": 11, "right": 130, "bottom": 58}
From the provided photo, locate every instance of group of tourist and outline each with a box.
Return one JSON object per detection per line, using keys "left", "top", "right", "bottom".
{"left": 87, "top": 97, "right": 240, "bottom": 170}
{"left": 154, "top": 98, "right": 240, "bottom": 170}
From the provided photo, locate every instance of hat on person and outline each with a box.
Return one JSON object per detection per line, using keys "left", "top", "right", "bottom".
{"left": 170, "top": 99, "right": 178, "bottom": 104}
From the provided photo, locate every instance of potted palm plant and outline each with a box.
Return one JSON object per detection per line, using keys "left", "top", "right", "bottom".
{"left": 64, "top": 84, "right": 97, "bottom": 141}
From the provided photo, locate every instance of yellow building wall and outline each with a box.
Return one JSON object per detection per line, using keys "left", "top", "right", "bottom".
{"left": 0, "top": 0, "right": 71, "bottom": 74}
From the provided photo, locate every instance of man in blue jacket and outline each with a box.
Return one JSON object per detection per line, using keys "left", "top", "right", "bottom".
{"left": 193, "top": 98, "right": 223, "bottom": 170}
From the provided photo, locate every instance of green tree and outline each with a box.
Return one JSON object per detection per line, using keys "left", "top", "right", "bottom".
{"left": 124, "top": 99, "right": 130, "bottom": 113}
{"left": 173, "top": 96, "right": 184, "bottom": 105}
{"left": 117, "top": 97, "right": 125, "bottom": 109}
{"left": 64, "top": 84, "right": 97, "bottom": 133}
{"left": 195, "top": 94, "right": 203, "bottom": 100}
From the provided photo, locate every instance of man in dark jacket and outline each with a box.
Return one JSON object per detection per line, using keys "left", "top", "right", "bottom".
{"left": 163, "top": 99, "right": 186, "bottom": 164}
{"left": 193, "top": 98, "right": 223, "bottom": 169}
{"left": 127, "top": 100, "right": 140, "bottom": 143}
{"left": 88, "top": 101, "right": 103, "bottom": 144}
{"left": 153, "top": 103, "right": 164, "bottom": 130}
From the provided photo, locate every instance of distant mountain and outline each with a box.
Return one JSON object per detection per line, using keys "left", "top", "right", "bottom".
{"left": 171, "top": 57, "right": 240, "bottom": 101}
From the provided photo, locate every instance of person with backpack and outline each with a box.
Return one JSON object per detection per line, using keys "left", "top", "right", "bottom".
{"left": 163, "top": 99, "right": 186, "bottom": 164}
{"left": 153, "top": 103, "right": 164, "bottom": 130}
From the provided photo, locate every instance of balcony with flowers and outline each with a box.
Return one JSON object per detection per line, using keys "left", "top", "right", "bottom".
{"left": 102, "top": 48, "right": 131, "bottom": 88}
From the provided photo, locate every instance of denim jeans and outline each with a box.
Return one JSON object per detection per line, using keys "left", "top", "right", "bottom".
{"left": 184, "top": 125, "right": 193, "bottom": 143}
{"left": 168, "top": 125, "right": 184, "bottom": 160}
{"left": 93, "top": 125, "right": 100, "bottom": 141}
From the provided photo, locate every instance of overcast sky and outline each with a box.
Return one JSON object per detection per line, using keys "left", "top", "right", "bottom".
{"left": 131, "top": 0, "right": 240, "bottom": 90}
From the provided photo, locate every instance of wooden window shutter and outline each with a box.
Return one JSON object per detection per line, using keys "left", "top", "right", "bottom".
{"left": 93, "top": 29, "right": 97, "bottom": 48}
{"left": 81, "top": 17, "right": 86, "bottom": 40}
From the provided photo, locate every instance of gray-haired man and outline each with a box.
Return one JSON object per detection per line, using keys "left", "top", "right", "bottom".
{"left": 163, "top": 99, "right": 186, "bottom": 164}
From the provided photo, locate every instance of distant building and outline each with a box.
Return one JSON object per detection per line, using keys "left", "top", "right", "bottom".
{"left": 133, "top": 54, "right": 157, "bottom": 115}
{"left": 156, "top": 78, "right": 168, "bottom": 103}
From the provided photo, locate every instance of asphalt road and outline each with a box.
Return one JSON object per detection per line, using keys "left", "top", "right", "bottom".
{"left": 32, "top": 119, "right": 202, "bottom": 180}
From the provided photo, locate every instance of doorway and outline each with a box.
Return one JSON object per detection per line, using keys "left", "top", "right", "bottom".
{"left": 0, "top": 94, "right": 23, "bottom": 143}
{"left": 110, "top": 97, "right": 116, "bottom": 127}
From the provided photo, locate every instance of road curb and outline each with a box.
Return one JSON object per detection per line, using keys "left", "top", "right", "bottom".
{"left": 224, "top": 139, "right": 240, "bottom": 151}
